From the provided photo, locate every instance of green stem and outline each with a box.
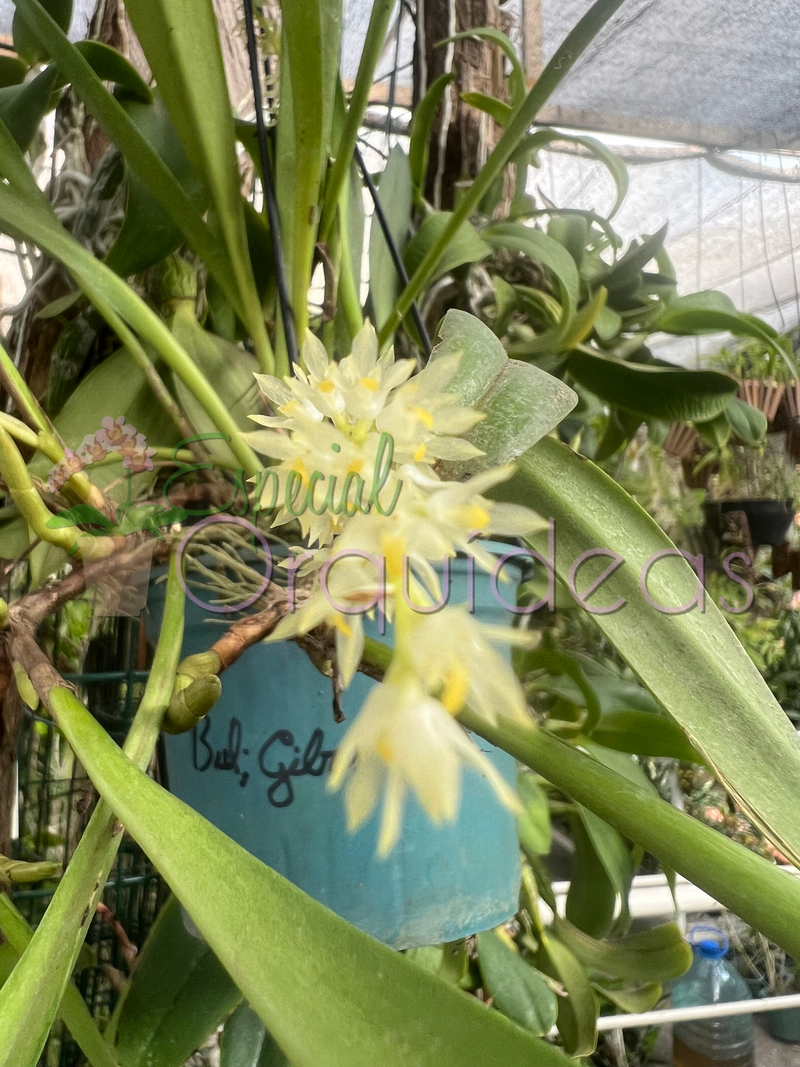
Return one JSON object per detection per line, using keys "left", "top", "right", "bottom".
{"left": 0, "top": 340, "right": 101, "bottom": 507}
{"left": 0, "top": 557, "right": 185, "bottom": 1067}
{"left": 86, "top": 295, "right": 198, "bottom": 446}
{"left": 336, "top": 178, "right": 364, "bottom": 343}
{"left": 377, "top": 0, "right": 627, "bottom": 346}
{"left": 459, "top": 707, "right": 800, "bottom": 960}
{"left": 318, "top": 0, "right": 395, "bottom": 244}
{"left": 0, "top": 426, "right": 114, "bottom": 559}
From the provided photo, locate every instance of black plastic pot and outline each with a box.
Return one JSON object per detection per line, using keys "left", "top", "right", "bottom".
{"left": 703, "top": 498, "right": 795, "bottom": 546}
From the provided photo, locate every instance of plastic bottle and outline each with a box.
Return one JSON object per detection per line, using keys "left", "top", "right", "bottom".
{"left": 672, "top": 926, "right": 754, "bottom": 1067}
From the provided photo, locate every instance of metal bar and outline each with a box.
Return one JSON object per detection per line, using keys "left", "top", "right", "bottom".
{"left": 597, "top": 993, "right": 800, "bottom": 1032}
{"left": 354, "top": 145, "right": 432, "bottom": 356}
{"left": 242, "top": 0, "right": 300, "bottom": 367}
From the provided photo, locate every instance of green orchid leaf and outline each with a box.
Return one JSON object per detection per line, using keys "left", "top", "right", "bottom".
{"left": 170, "top": 303, "right": 260, "bottom": 467}
{"left": 490, "top": 435, "right": 800, "bottom": 870}
{"left": 0, "top": 64, "right": 58, "bottom": 150}
{"left": 484, "top": 222, "right": 580, "bottom": 326}
{"left": 442, "top": 28, "right": 526, "bottom": 108}
{"left": 28, "top": 346, "right": 179, "bottom": 502}
{"left": 567, "top": 350, "right": 738, "bottom": 422}
{"left": 276, "top": 0, "right": 341, "bottom": 340}
{"left": 591, "top": 710, "right": 705, "bottom": 762}
{"left": 537, "top": 933, "right": 598, "bottom": 1057}
{"left": 461, "top": 91, "right": 513, "bottom": 126}
{"left": 516, "top": 772, "right": 552, "bottom": 856}
{"left": 725, "top": 397, "right": 768, "bottom": 445}
{"left": 592, "top": 979, "right": 662, "bottom": 1014}
{"left": 379, "top": 0, "right": 629, "bottom": 344}
{"left": 122, "top": 0, "right": 270, "bottom": 363}
{"left": 475, "top": 931, "right": 558, "bottom": 1036}
{"left": 560, "top": 287, "right": 608, "bottom": 350}
{"left": 12, "top": 0, "right": 71, "bottom": 64}
{"left": 74, "top": 41, "right": 152, "bottom": 102}
{"left": 220, "top": 1003, "right": 291, "bottom": 1067}
{"left": 578, "top": 807, "right": 634, "bottom": 922}
{"left": 656, "top": 291, "right": 782, "bottom": 356}
{"left": 554, "top": 918, "right": 691, "bottom": 984}
{"left": 11, "top": 0, "right": 256, "bottom": 342}
{"left": 111, "top": 897, "right": 242, "bottom": 1067}
{"left": 599, "top": 223, "right": 668, "bottom": 290}
{"left": 0, "top": 904, "right": 117, "bottom": 1067}
{"left": 403, "top": 212, "right": 491, "bottom": 283}
{"left": 38, "top": 684, "right": 573, "bottom": 1067}
{"left": 565, "top": 816, "right": 617, "bottom": 938}
{"left": 368, "top": 145, "right": 413, "bottom": 334}
{"left": 105, "top": 96, "right": 209, "bottom": 277}
{"left": 524, "top": 130, "right": 629, "bottom": 218}
{"left": 0, "top": 56, "right": 28, "bottom": 89}
{"left": 408, "top": 72, "right": 455, "bottom": 194}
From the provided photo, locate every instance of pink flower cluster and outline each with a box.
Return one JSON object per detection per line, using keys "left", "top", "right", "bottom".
{"left": 45, "top": 416, "right": 157, "bottom": 493}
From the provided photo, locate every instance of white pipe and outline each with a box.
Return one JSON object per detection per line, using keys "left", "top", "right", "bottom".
{"left": 596, "top": 993, "right": 800, "bottom": 1032}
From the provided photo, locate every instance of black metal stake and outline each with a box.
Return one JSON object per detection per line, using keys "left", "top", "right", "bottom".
{"left": 242, "top": 0, "right": 300, "bottom": 368}
{"left": 354, "top": 145, "right": 432, "bottom": 357}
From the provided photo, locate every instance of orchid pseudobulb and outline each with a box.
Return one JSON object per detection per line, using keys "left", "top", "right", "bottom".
{"left": 246, "top": 323, "right": 542, "bottom": 854}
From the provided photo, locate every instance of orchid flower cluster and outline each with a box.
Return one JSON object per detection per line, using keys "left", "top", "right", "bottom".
{"left": 245, "top": 324, "right": 540, "bottom": 854}
{"left": 46, "top": 416, "right": 157, "bottom": 494}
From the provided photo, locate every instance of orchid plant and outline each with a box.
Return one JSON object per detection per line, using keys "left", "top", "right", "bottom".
{"left": 0, "top": 2, "right": 800, "bottom": 1067}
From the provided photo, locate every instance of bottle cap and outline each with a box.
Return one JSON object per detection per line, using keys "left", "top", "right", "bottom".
{"left": 689, "top": 924, "right": 729, "bottom": 959}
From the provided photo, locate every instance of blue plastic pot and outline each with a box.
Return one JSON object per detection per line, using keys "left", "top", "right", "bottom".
{"left": 147, "top": 542, "right": 523, "bottom": 949}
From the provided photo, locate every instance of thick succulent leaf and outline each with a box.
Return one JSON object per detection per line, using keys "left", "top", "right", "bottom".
{"left": 567, "top": 349, "right": 737, "bottom": 422}
{"left": 592, "top": 979, "right": 662, "bottom": 1014}
{"left": 111, "top": 896, "right": 241, "bottom": 1067}
{"left": 475, "top": 932, "right": 558, "bottom": 1036}
{"left": 28, "top": 346, "right": 179, "bottom": 500}
{"left": 170, "top": 305, "right": 260, "bottom": 466}
{"left": 368, "top": 145, "right": 413, "bottom": 333}
{"left": 490, "top": 436, "right": 800, "bottom": 869}
{"left": 403, "top": 212, "right": 490, "bottom": 283}
{"left": 47, "top": 686, "right": 572, "bottom": 1067}
{"left": 431, "top": 310, "right": 577, "bottom": 475}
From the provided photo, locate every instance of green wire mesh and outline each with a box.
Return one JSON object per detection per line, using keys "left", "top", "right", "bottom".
{"left": 11, "top": 614, "right": 166, "bottom": 1067}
